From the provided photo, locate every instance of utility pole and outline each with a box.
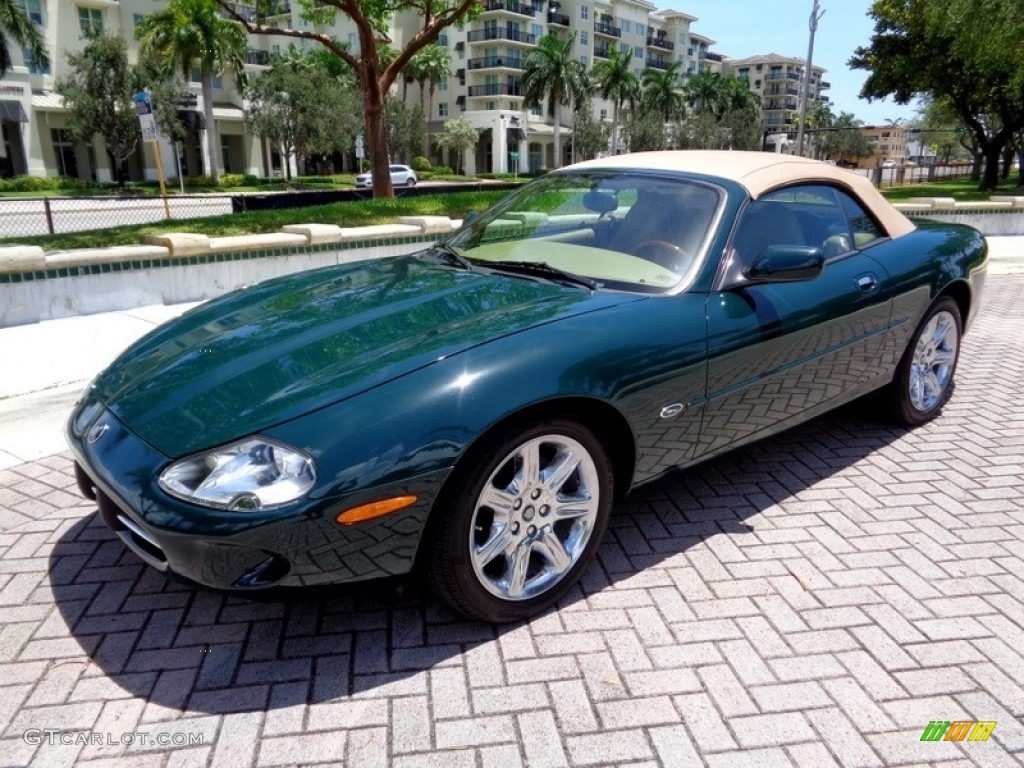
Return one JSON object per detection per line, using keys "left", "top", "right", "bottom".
{"left": 795, "top": 0, "right": 825, "bottom": 157}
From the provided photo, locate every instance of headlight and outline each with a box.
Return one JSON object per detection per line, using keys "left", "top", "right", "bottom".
{"left": 159, "top": 437, "right": 316, "bottom": 510}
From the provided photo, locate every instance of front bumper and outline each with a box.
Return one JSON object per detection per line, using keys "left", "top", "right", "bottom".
{"left": 67, "top": 399, "right": 447, "bottom": 590}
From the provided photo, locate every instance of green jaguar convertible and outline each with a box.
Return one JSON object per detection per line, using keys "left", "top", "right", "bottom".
{"left": 67, "top": 151, "right": 987, "bottom": 623}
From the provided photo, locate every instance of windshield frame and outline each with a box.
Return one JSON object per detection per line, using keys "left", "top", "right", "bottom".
{"left": 445, "top": 169, "right": 728, "bottom": 295}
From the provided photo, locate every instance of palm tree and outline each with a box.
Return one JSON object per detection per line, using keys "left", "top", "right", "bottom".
{"left": 136, "top": 0, "right": 246, "bottom": 183}
{"left": 409, "top": 46, "right": 451, "bottom": 155}
{"left": 0, "top": 0, "right": 48, "bottom": 76}
{"left": 592, "top": 48, "right": 640, "bottom": 155}
{"left": 684, "top": 70, "right": 727, "bottom": 117}
{"left": 641, "top": 62, "right": 685, "bottom": 123}
{"left": 521, "top": 33, "right": 587, "bottom": 169}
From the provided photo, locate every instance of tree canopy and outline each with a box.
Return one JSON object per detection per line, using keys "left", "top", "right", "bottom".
{"left": 850, "top": 0, "right": 1024, "bottom": 189}
{"left": 215, "top": 0, "right": 480, "bottom": 197}
{"left": 522, "top": 33, "right": 588, "bottom": 169}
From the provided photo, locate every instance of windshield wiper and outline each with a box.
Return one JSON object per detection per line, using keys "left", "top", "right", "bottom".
{"left": 485, "top": 260, "right": 599, "bottom": 291}
{"left": 426, "top": 243, "right": 474, "bottom": 271}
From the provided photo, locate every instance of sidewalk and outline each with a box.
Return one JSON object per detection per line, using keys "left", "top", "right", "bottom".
{"left": 1, "top": 236, "right": 1023, "bottom": 469}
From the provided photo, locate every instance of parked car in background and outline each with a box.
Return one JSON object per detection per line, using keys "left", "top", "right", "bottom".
{"left": 355, "top": 164, "right": 417, "bottom": 188}
{"left": 68, "top": 151, "right": 987, "bottom": 623}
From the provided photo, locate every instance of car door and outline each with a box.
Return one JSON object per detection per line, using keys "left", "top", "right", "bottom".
{"left": 697, "top": 184, "right": 893, "bottom": 457}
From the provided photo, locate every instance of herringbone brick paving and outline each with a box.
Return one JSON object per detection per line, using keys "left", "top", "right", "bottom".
{"left": 1, "top": 278, "right": 1022, "bottom": 767}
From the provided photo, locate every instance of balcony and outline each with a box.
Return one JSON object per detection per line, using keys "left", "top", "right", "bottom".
{"left": 645, "top": 58, "right": 669, "bottom": 70}
{"left": 481, "top": 0, "right": 536, "bottom": 17}
{"left": 699, "top": 51, "right": 723, "bottom": 62}
{"left": 466, "top": 28, "right": 537, "bottom": 44}
{"left": 594, "top": 22, "right": 622, "bottom": 38}
{"left": 594, "top": 43, "right": 614, "bottom": 59}
{"left": 468, "top": 56, "right": 523, "bottom": 70}
{"left": 767, "top": 72, "right": 800, "bottom": 81}
{"left": 244, "top": 49, "right": 270, "bottom": 66}
{"left": 468, "top": 83, "right": 523, "bottom": 97}
{"left": 547, "top": 10, "right": 570, "bottom": 26}
{"left": 820, "top": 80, "right": 831, "bottom": 89}
{"left": 646, "top": 36, "right": 674, "bottom": 51}
{"left": 259, "top": 1, "right": 290, "bottom": 17}
{"left": 786, "top": 86, "right": 799, "bottom": 95}
{"left": 222, "top": 2, "right": 257, "bottom": 22}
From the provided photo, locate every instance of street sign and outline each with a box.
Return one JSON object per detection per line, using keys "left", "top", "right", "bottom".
{"left": 509, "top": 151, "right": 520, "bottom": 160}
{"left": 355, "top": 134, "right": 365, "bottom": 159}
{"left": 134, "top": 92, "right": 158, "bottom": 142}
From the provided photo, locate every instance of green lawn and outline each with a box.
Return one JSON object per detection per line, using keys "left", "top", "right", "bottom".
{"left": 1, "top": 190, "right": 511, "bottom": 252}
{"left": 880, "top": 178, "right": 1024, "bottom": 202}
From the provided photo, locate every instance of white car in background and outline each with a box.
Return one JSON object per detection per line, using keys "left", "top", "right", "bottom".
{"left": 355, "top": 164, "right": 418, "bottom": 188}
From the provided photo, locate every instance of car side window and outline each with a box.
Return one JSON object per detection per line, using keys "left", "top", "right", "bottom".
{"left": 733, "top": 185, "right": 860, "bottom": 267}
{"left": 836, "top": 190, "right": 884, "bottom": 247}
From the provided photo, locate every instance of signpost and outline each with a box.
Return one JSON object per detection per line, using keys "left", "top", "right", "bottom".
{"left": 355, "top": 134, "right": 365, "bottom": 174}
{"left": 135, "top": 91, "right": 170, "bottom": 220}
{"left": 509, "top": 150, "right": 519, "bottom": 179}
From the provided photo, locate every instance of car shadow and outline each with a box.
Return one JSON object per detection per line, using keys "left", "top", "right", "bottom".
{"left": 48, "top": 397, "right": 908, "bottom": 715}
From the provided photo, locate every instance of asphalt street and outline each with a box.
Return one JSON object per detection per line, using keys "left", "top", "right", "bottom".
{"left": 0, "top": 237, "right": 1022, "bottom": 767}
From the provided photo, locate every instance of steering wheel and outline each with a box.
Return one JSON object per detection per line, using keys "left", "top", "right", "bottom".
{"left": 632, "top": 240, "right": 691, "bottom": 274}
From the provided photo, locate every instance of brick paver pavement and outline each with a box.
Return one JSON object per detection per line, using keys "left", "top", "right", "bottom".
{"left": 1, "top": 277, "right": 1022, "bottom": 768}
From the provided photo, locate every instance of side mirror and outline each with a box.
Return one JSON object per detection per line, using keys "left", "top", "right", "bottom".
{"left": 743, "top": 245, "right": 825, "bottom": 284}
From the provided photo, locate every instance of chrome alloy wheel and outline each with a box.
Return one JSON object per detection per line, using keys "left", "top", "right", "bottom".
{"left": 908, "top": 309, "right": 959, "bottom": 412}
{"left": 469, "top": 434, "right": 600, "bottom": 601}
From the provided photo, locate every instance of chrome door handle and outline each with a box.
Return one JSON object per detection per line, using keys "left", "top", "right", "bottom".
{"left": 857, "top": 275, "right": 878, "bottom": 292}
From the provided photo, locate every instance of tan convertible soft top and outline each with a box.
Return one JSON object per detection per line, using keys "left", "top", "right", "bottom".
{"left": 568, "top": 150, "right": 916, "bottom": 239}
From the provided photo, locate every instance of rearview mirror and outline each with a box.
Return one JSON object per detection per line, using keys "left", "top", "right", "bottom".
{"left": 583, "top": 190, "right": 617, "bottom": 214}
{"left": 743, "top": 245, "right": 824, "bottom": 284}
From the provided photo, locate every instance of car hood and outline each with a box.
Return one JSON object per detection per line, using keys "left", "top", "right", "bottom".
{"left": 93, "top": 256, "right": 638, "bottom": 457}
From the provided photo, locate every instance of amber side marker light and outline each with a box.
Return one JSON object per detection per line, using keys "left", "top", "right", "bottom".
{"left": 336, "top": 495, "right": 419, "bottom": 525}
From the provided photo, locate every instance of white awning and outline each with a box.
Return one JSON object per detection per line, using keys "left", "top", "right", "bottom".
{"left": 212, "top": 104, "right": 244, "bottom": 121}
{"left": 30, "top": 91, "right": 65, "bottom": 111}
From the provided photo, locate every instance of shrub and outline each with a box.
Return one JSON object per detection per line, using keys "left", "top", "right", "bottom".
{"left": 296, "top": 175, "right": 333, "bottom": 185}
{"left": 218, "top": 173, "right": 247, "bottom": 188}
{"left": 1, "top": 175, "right": 60, "bottom": 192}
{"left": 242, "top": 174, "right": 260, "bottom": 186}
{"left": 430, "top": 165, "right": 454, "bottom": 176}
{"left": 410, "top": 156, "right": 432, "bottom": 172}
{"left": 187, "top": 174, "right": 217, "bottom": 188}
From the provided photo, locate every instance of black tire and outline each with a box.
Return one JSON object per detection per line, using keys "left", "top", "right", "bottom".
{"left": 427, "top": 418, "right": 613, "bottom": 623}
{"left": 885, "top": 296, "right": 962, "bottom": 426}
{"left": 406, "top": 177, "right": 417, "bottom": 187}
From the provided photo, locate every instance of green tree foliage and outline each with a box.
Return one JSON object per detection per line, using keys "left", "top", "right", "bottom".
{"left": 436, "top": 118, "right": 480, "bottom": 174}
{"left": 624, "top": 110, "right": 667, "bottom": 152}
{"left": 55, "top": 34, "right": 187, "bottom": 185}
{"left": 591, "top": 48, "right": 640, "bottom": 155}
{"left": 850, "top": 0, "right": 1024, "bottom": 190}
{"left": 0, "top": 0, "right": 47, "bottom": 75}
{"left": 385, "top": 99, "right": 427, "bottom": 166}
{"left": 678, "top": 72, "right": 761, "bottom": 150}
{"left": 244, "top": 48, "right": 361, "bottom": 179}
{"left": 216, "top": 0, "right": 480, "bottom": 198}
{"left": 570, "top": 104, "right": 610, "bottom": 161}
{"left": 640, "top": 63, "right": 686, "bottom": 123}
{"left": 137, "top": 0, "right": 247, "bottom": 184}
{"left": 829, "top": 111, "right": 873, "bottom": 165}
{"left": 522, "top": 33, "right": 588, "bottom": 169}
{"left": 407, "top": 45, "right": 451, "bottom": 154}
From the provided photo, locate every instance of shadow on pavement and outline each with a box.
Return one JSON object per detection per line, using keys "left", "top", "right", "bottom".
{"left": 48, "top": 398, "right": 907, "bottom": 715}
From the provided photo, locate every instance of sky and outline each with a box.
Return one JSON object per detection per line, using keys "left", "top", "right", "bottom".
{"left": 679, "top": 0, "right": 918, "bottom": 126}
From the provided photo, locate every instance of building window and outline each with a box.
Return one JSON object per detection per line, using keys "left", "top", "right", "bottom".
{"left": 78, "top": 7, "right": 103, "bottom": 36}
{"left": 634, "top": 46, "right": 642, "bottom": 58}
{"left": 51, "top": 129, "right": 79, "bottom": 178}
{"left": 619, "top": 42, "right": 629, "bottom": 55}
{"left": 621, "top": 20, "right": 630, "bottom": 33}
{"left": 531, "top": 23, "right": 543, "bottom": 39}
{"left": 438, "top": 33, "right": 448, "bottom": 46}
{"left": 580, "top": 31, "right": 588, "bottom": 46}
{"left": 438, "top": 103, "right": 449, "bottom": 117}
{"left": 22, "top": 46, "right": 49, "bottom": 74}
{"left": 599, "top": 108, "right": 607, "bottom": 120}
{"left": 580, "top": 55, "right": 588, "bottom": 66}
{"left": 438, "top": 77, "right": 448, "bottom": 92}
{"left": 190, "top": 69, "right": 223, "bottom": 89}
{"left": 133, "top": 13, "right": 145, "bottom": 27}
{"left": 580, "top": 5, "right": 588, "bottom": 19}
{"left": 16, "top": 0, "right": 43, "bottom": 25}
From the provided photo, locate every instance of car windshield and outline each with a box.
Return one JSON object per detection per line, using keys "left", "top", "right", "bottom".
{"left": 445, "top": 171, "right": 724, "bottom": 293}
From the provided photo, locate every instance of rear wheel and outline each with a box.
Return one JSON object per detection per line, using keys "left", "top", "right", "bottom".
{"left": 885, "top": 296, "right": 961, "bottom": 425}
{"left": 428, "top": 419, "right": 612, "bottom": 623}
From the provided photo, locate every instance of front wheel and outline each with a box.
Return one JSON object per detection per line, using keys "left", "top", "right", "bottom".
{"left": 427, "top": 419, "right": 613, "bottom": 623}
{"left": 885, "top": 296, "right": 962, "bottom": 425}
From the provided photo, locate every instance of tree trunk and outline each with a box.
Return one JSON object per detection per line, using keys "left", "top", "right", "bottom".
{"left": 980, "top": 146, "right": 1002, "bottom": 191}
{"left": 552, "top": 100, "right": 562, "bottom": 169}
{"left": 1001, "top": 143, "right": 1014, "bottom": 179}
{"left": 362, "top": 68, "right": 393, "bottom": 198}
{"left": 425, "top": 84, "right": 435, "bottom": 156}
{"left": 201, "top": 70, "right": 219, "bottom": 183}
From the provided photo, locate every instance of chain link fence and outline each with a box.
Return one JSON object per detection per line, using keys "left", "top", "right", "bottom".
{"left": 0, "top": 194, "right": 236, "bottom": 240}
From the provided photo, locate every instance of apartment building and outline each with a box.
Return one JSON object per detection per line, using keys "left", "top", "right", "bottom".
{"left": 723, "top": 53, "right": 830, "bottom": 147}
{"left": 0, "top": 0, "right": 276, "bottom": 182}
{"left": 859, "top": 124, "right": 908, "bottom": 167}
{"left": 0, "top": 1, "right": 730, "bottom": 180}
